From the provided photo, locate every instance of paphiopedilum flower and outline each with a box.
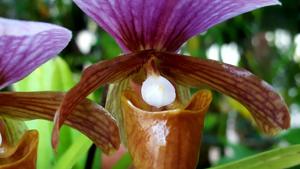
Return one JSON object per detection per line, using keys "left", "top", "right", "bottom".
{"left": 53, "top": 0, "right": 290, "bottom": 168}
{"left": 0, "top": 18, "right": 120, "bottom": 168}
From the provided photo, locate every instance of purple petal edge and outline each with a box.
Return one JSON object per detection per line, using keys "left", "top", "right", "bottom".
{"left": 73, "top": 0, "right": 280, "bottom": 52}
{"left": 0, "top": 18, "right": 72, "bottom": 89}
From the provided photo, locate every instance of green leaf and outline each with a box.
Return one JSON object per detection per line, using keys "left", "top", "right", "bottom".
{"left": 12, "top": 57, "right": 93, "bottom": 169}
{"left": 25, "top": 120, "right": 55, "bottom": 169}
{"left": 99, "top": 32, "right": 122, "bottom": 59}
{"left": 53, "top": 134, "right": 93, "bottom": 169}
{"left": 51, "top": 56, "right": 75, "bottom": 91}
{"left": 217, "top": 144, "right": 257, "bottom": 165}
{"left": 279, "top": 128, "right": 300, "bottom": 144}
{"left": 13, "top": 57, "right": 74, "bottom": 91}
{"left": 92, "top": 149, "right": 102, "bottom": 169}
{"left": 210, "top": 144, "right": 300, "bottom": 169}
{"left": 204, "top": 114, "right": 218, "bottom": 130}
{"left": 112, "top": 152, "right": 132, "bottom": 169}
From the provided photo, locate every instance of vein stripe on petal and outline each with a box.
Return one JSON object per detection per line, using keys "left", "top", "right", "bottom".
{"left": 158, "top": 52, "right": 290, "bottom": 134}
{"left": 0, "top": 92, "right": 120, "bottom": 154}
{"left": 73, "top": 0, "right": 280, "bottom": 52}
{"left": 0, "top": 18, "right": 71, "bottom": 89}
{"left": 53, "top": 51, "right": 151, "bottom": 148}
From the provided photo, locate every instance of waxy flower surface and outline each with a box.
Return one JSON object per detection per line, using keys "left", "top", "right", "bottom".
{"left": 0, "top": 17, "right": 70, "bottom": 168}
{"left": 0, "top": 18, "right": 120, "bottom": 168}
{"left": 53, "top": 0, "right": 290, "bottom": 169}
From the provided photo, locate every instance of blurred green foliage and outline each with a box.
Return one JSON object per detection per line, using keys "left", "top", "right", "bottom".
{"left": 1, "top": 0, "right": 300, "bottom": 168}
{"left": 13, "top": 57, "right": 93, "bottom": 169}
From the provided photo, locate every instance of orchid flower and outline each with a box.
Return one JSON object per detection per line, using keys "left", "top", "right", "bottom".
{"left": 0, "top": 18, "right": 120, "bottom": 168}
{"left": 53, "top": 0, "right": 290, "bottom": 168}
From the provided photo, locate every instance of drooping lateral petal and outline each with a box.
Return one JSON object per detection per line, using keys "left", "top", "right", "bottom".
{"left": 0, "top": 92, "right": 120, "bottom": 154}
{"left": 0, "top": 130, "right": 38, "bottom": 169}
{"left": 0, "top": 18, "right": 71, "bottom": 89}
{"left": 157, "top": 52, "right": 290, "bottom": 134}
{"left": 73, "top": 0, "right": 280, "bottom": 52}
{"left": 53, "top": 51, "right": 150, "bottom": 148}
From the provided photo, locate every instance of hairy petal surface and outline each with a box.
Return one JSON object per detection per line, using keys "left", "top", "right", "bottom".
{"left": 0, "top": 18, "right": 71, "bottom": 89}
{"left": 158, "top": 52, "right": 290, "bottom": 134}
{"left": 53, "top": 51, "right": 150, "bottom": 148}
{"left": 73, "top": 0, "right": 280, "bottom": 52}
{"left": 0, "top": 92, "right": 120, "bottom": 154}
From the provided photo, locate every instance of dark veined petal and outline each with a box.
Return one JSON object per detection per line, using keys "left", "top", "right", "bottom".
{"left": 73, "top": 0, "right": 279, "bottom": 52}
{"left": 157, "top": 52, "right": 290, "bottom": 134}
{"left": 53, "top": 51, "right": 150, "bottom": 149}
{"left": 0, "top": 130, "right": 38, "bottom": 169}
{"left": 0, "top": 17, "right": 71, "bottom": 89}
{"left": 0, "top": 92, "right": 120, "bottom": 154}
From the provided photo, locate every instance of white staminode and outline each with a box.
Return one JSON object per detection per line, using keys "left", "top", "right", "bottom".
{"left": 141, "top": 75, "right": 176, "bottom": 108}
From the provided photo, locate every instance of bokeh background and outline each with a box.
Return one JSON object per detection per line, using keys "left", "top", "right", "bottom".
{"left": 1, "top": 0, "right": 300, "bottom": 168}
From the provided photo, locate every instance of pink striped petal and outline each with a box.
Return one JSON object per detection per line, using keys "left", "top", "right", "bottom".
{"left": 0, "top": 18, "right": 72, "bottom": 88}
{"left": 73, "top": 0, "right": 280, "bottom": 52}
